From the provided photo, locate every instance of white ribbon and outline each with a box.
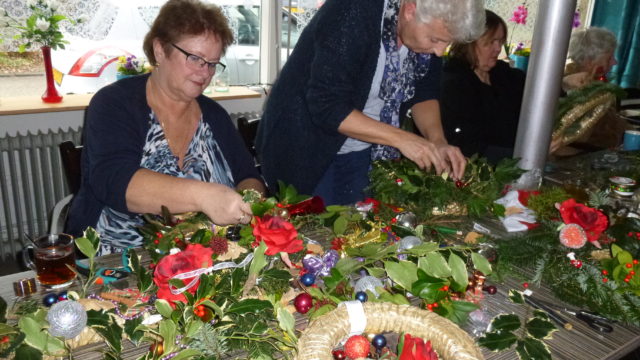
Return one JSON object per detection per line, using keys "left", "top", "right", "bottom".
{"left": 169, "top": 253, "right": 254, "bottom": 295}
{"left": 339, "top": 301, "right": 367, "bottom": 337}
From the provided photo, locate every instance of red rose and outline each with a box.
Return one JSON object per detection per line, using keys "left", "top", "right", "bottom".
{"left": 399, "top": 334, "right": 438, "bottom": 360}
{"left": 559, "top": 199, "right": 608, "bottom": 242}
{"left": 154, "top": 244, "right": 213, "bottom": 306}
{"left": 252, "top": 215, "right": 302, "bottom": 256}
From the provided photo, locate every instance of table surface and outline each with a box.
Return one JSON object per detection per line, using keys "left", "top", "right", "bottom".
{"left": 2, "top": 248, "right": 639, "bottom": 360}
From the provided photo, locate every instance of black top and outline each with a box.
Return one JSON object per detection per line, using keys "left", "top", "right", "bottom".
{"left": 440, "top": 58, "right": 526, "bottom": 163}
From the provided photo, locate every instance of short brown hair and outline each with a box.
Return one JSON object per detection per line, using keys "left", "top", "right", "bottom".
{"left": 448, "top": 10, "right": 507, "bottom": 69}
{"left": 143, "top": 0, "right": 234, "bottom": 66}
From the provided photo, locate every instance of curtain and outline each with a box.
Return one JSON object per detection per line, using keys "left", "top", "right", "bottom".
{"left": 591, "top": 0, "right": 640, "bottom": 89}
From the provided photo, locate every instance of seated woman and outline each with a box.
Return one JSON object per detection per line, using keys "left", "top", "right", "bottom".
{"left": 440, "top": 10, "right": 526, "bottom": 164}
{"left": 68, "top": 0, "right": 265, "bottom": 255}
{"left": 551, "top": 27, "right": 628, "bottom": 156}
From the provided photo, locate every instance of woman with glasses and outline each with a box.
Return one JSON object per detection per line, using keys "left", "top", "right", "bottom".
{"left": 68, "top": 0, "right": 265, "bottom": 255}
{"left": 256, "top": 0, "right": 485, "bottom": 206}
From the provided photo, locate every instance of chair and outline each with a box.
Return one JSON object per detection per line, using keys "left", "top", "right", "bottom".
{"left": 49, "top": 141, "right": 83, "bottom": 234}
{"left": 237, "top": 116, "right": 261, "bottom": 168}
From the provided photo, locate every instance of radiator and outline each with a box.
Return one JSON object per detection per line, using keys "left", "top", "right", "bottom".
{"left": 0, "top": 127, "right": 82, "bottom": 261}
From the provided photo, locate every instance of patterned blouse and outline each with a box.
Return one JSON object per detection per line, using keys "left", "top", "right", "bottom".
{"left": 95, "top": 111, "right": 234, "bottom": 255}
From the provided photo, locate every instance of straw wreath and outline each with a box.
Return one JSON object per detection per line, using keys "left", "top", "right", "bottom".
{"left": 552, "top": 92, "right": 616, "bottom": 147}
{"left": 296, "top": 302, "right": 484, "bottom": 360}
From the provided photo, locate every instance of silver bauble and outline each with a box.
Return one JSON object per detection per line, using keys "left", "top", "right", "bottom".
{"left": 47, "top": 300, "right": 87, "bottom": 339}
{"left": 398, "top": 236, "right": 423, "bottom": 251}
{"left": 354, "top": 276, "right": 384, "bottom": 297}
{"left": 395, "top": 211, "right": 417, "bottom": 229}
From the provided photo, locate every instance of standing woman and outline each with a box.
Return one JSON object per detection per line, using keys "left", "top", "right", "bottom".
{"left": 68, "top": 0, "right": 265, "bottom": 254}
{"left": 440, "top": 10, "right": 526, "bottom": 163}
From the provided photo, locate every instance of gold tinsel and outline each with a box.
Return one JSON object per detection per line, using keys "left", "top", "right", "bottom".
{"left": 552, "top": 92, "right": 616, "bottom": 147}
{"left": 342, "top": 221, "right": 385, "bottom": 250}
{"left": 432, "top": 202, "right": 468, "bottom": 216}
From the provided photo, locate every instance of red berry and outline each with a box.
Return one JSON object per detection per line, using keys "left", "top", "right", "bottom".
{"left": 602, "top": 269, "right": 609, "bottom": 275}
{"left": 631, "top": 271, "right": 636, "bottom": 276}
{"left": 153, "top": 239, "right": 160, "bottom": 245}
{"left": 624, "top": 278, "right": 631, "bottom": 283}
{"left": 155, "top": 232, "right": 163, "bottom": 238}
{"left": 344, "top": 335, "right": 370, "bottom": 360}
{"left": 441, "top": 285, "right": 449, "bottom": 291}
{"left": 634, "top": 259, "right": 639, "bottom": 265}
{"left": 427, "top": 304, "right": 433, "bottom": 310}
{"left": 603, "top": 278, "right": 609, "bottom": 283}
{"left": 628, "top": 232, "right": 634, "bottom": 237}
{"left": 294, "top": 293, "right": 313, "bottom": 314}
{"left": 455, "top": 180, "right": 464, "bottom": 188}
{"left": 626, "top": 263, "right": 633, "bottom": 268}
{"left": 1, "top": 336, "right": 9, "bottom": 343}
{"left": 432, "top": 302, "right": 438, "bottom": 308}
{"left": 391, "top": 218, "right": 397, "bottom": 223}
{"left": 523, "top": 282, "right": 529, "bottom": 289}
{"left": 332, "top": 350, "right": 347, "bottom": 360}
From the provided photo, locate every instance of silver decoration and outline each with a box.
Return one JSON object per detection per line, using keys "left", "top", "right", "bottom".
{"left": 354, "top": 276, "right": 384, "bottom": 297}
{"left": 47, "top": 300, "right": 87, "bottom": 339}
{"left": 398, "top": 236, "right": 422, "bottom": 251}
{"left": 395, "top": 211, "right": 417, "bottom": 229}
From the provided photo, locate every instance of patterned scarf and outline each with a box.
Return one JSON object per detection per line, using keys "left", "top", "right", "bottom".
{"left": 370, "top": 0, "right": 433, "bottom": 160}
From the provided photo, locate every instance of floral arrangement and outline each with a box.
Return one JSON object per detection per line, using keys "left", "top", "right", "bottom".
{"left": 0, "top": 0, "right": 80, "bottom": 51}
{"left": 117, "top": 55, "right": 149, "bottom": 76}
{"left": 512, "top": 42, "right": 531, "bottom": 57}
{"left": 504, "top": 2, "right": 529, "bottom": 56}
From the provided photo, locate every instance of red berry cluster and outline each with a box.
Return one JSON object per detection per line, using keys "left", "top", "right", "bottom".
{"left": 426, "top": 302, "right": 439, "bottom": 311}
{"left": 627, "top": 232, "right": 640, "bottom": 239}
{"left": 381, "top": 225, "right": 401, "bottom": 242}
{"left": 193, "top": 304, "right": 207, "bottom": 318}
{"left": 209, "top": 236, "right": 229, "bottom": 255}
{"left": 570, "top": 259, "right": 583, "bottom": 268}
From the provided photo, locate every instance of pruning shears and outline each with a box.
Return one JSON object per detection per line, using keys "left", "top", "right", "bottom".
{"left": 559, "top": 308, "right": 614, "bottom": 333}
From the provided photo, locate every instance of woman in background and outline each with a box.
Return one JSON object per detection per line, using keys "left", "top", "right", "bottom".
{"left": 68, "top": 0, "right": 265, "bottom": 254}
{"left": 440, "top": 10, "right": 525, "bottom": 164}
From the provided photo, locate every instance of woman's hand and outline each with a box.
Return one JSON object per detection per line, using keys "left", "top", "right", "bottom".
{"left": 198, "top": 183, "right": 253, "bottom": 225}
{"left": 395, "top": 133, "right": 446, "bottom": 174}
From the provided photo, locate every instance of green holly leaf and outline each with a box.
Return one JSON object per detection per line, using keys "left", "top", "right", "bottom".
{"left": 418, "top": 252, "right": 451, "bottom": 278}
{"left": 384, "top": 260, "right": 418, "bottom": 291}
{"left": 526, "top": 317, "right": 557, "bottom": 339}
{"left": 277, "top": 305, "right": 295, "bottom": 334}
{"left": 227, "top": 299, "right": 272, "bottom": 314}
{"left": 154, "top": 299, "right": 174, "bottom": 318}
{"left": 159, "top": 320, "right": 177, "bottom": 353}
{"left": 13, "top": 344, "right": 42, "bottom": 360}
{"left": 477, "top": 330, "right": 517, "bottom": 351}
{"left": 515, "top": 337, "right": 552, "bottom": 360}
{"left": 169, "top": 349, "right": 202, "bottom": 360}
{"left": 471, "top": 252, "right": 492, "bottom": 276}
{"left": 509, "top": 289, "right": 525, "bottom": 304}
{"left": 490, "top": 314, "right": 521, "bottom": 332}
{"left": 124, "top": 316, "right": 145, "bottom": 345}
{"left": 249, "top": 242, "right": 267, "bottom": 277}
{"left": 447, "top": 252, "right": 468, "bottom": 292}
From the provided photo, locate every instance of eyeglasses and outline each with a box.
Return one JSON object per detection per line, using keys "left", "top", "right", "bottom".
{"left": 171, "top": 43, "right": 226, "bottom": 75}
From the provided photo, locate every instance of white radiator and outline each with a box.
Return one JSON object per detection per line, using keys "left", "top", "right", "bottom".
{"left": 0, "top": 127, "right": 82, "bottom": 260}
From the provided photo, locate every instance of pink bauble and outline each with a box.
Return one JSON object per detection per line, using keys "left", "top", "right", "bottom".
{"left": 559, "top": 223, "right": 588, "bottom": 249}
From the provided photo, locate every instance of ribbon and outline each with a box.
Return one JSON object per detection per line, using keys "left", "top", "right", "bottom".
{"left": 169, "top": 254, "right": 254, "bottom": 295}
{"left": 285, "top": 196, "right": 325, "bottom": 216}
{"left": 302, "top": 250, "right": 339, "bottom": 277}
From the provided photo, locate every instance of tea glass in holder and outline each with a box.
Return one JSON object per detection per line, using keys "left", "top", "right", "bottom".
{"left": 23, "top": 234, "right": 77, "bottom": 289}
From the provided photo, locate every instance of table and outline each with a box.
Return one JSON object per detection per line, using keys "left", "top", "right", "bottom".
{"left": 2, "top": 249, "right": 640, "bottom": 360}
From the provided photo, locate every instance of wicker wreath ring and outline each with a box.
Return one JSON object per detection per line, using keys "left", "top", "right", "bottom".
{"left": 295, "top": 302, "right": 484, "bottom": 360}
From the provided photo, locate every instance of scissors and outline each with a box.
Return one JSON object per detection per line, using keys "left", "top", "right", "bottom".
{"left": 559, "top": 308, "right": 614, "bottom": 333}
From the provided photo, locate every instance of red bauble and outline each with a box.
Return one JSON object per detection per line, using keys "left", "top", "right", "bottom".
{"left": 332, "top": 349, "right": 347, "bottom": 360}
{"left": 294, "top": 293, "right": 313, "bottom": 314}
{"left": 344, "top": 335, "right": 370, "bottom": 359}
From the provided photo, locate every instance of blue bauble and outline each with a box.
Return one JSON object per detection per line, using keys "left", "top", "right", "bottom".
{"left": 355, "top": 291, "right": 368, "bottom": 302}
{"left": 43, "top": 293, "right": 58, "bottom": 307}
{"left": 57, "top": 291, "right": 68, "bottom": 301}
{"left": 300, "top": 273, "right": 315, "bottom": 286}
{"left": 372, "top": 334, "right": 387, "bottom": 349}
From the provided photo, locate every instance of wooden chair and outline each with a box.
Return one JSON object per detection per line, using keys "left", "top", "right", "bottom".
{"left": 237, "top": 116, "right": 261, "bottom": 168}
{"left": 49, "top": 141, "right": 82, "bottom": 234}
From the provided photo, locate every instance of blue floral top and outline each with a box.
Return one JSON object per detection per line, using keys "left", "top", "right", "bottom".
{"left": 95, "top": 112, "right": 234, "bottom": 255}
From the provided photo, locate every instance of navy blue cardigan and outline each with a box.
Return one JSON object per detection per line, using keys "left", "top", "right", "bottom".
{"left": 256, "top": 0, "right": 442, "bottom": 195}
{"left": 67, "top": 74, "right": 259, "bottom": 236}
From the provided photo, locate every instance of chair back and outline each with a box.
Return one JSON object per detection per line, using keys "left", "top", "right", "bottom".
{"left": 237, "top": 116, "right": 260, "bottom": 161}
{"left": 59, "top": 141, "right": 83, "bottom": 194}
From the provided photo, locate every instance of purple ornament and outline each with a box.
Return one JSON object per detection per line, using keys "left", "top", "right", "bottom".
{"left": 302, "top": 250, "right": 339, "bottom": 277}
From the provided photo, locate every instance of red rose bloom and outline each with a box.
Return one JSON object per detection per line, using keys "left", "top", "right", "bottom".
{"left": 559, "top": 199, "right": 608, "bottom": 242}
{"left": 399, "top": 334, "right": 438, "bottom": 360}
{"left": 252, "top": 215, "right": 302, "bottom": 255}
{"left": 154, "top": 244, "right": 213, "bottom": 306}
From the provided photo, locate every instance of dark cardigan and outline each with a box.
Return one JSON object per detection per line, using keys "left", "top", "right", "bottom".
{"left": 256, "top": 0, "right": 442, "bottom": 195}
{"left": 67, "top": 74, "right": 259, "bottom": 236}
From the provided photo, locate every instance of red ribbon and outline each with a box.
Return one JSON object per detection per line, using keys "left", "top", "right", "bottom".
{"left": 286, "top": 196, "right": 326, "bottom": 216}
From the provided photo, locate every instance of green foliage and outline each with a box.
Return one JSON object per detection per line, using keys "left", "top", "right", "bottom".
{"left": 478, "top": 290, "right": 556, "bottom": 359}
{"left": 368, "top": 156, "right": 523, "bottom": 220}
{"left": 526, "top": 187, "right": 570, "bottom": 221}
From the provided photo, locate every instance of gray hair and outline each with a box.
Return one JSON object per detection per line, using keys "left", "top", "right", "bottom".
{"left": 408, "top": 0, "right": 485, "bottom": 42}
{"left": 568, "top": 27, "right": 617, "bottom": 67}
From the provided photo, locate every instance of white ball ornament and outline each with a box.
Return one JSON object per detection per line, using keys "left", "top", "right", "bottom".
{"left": 47, "top": 300, "right": 87, "bottom": 339}
{"left": 398, "top": 236, "right": 423, "bottom": 251}
{"left": 354, "top": 276, "right": 384, "bottom": 297}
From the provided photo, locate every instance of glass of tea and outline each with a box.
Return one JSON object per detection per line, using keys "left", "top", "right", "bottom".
{"left": 23, "top": 234, "right": 76, "bottom": 288}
